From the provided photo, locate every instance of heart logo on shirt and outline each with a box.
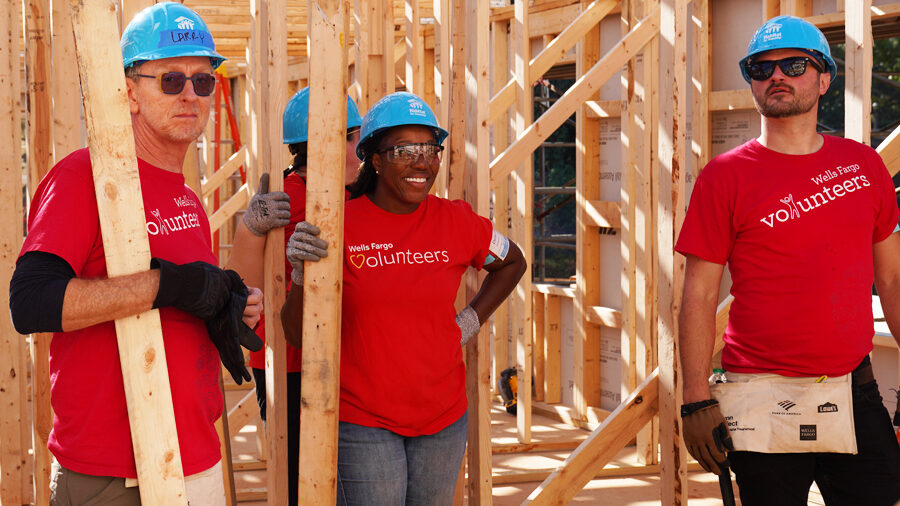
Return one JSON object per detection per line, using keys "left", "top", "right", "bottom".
{"left": 350, "top": 254, "right": 365, "bottom": 269}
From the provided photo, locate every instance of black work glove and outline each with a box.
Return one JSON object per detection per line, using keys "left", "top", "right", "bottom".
{"left": 204, "top": 270, "right": 264, "bottom": 385}
{"left": 151, "top": 258, "right": 231, "bottom": 320}
{"left": 681, "top": 399, "right": 734, "bottom": 475}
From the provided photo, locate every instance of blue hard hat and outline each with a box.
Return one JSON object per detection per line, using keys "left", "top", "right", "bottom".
{"left": 740, "top": 15, "right": 836, "bottom": 85}
{"left": 356, "top": 92, "right": 448, "bottom": 160}
{"left": 282, "top": 87, "right": 364, "bottom": 144}
{"left": 121, "top": 2, "right": 225, "bottom": 70}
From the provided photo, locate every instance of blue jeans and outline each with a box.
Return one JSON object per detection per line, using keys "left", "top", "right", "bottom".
{"left": 336, "top": 412, "right": 467, "bottom": 506}
{"left": 729, "top": 365, "right": 900, "bottom": 506}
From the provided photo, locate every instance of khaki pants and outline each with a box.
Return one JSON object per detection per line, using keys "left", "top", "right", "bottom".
{"left": 50, "top": 460, "right": 225, "bottom": 506}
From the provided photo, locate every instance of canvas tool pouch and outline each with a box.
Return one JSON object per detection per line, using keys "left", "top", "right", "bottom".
{"left": 710, "top": 371, "right": 856, "bottom": 454}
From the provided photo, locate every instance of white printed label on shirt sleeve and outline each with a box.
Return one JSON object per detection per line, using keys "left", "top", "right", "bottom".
{"left": 488, "top": 229, "right": 510, "bottom": 261}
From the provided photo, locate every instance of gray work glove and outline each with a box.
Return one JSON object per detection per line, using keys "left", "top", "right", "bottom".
{"left": 286, "top": 221, "right": 328, "bottom": 285}
{"left": 457, "top": 305, "right": 480, "bottom": 346}
{"left": 243, "top": 173, "right": 291, "bottom": 236}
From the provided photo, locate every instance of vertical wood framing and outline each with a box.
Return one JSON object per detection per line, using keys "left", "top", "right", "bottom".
{"left": 1, "top": 2, "right": 27, "bottom": 503}
{"left": 249, "top": 0, "right": 289, "bottom": 502}
{"left": 300, "top": 0, "right": 349, "bottom": 503}
{"left": 533, "top": 292, "right": 546, "bottom": 401}
{"left": 511, "top": 0, "right": 534, "bottom": 443}
{"left": 216, "top": 373, "right": 238, "bottom": 506}
{"left": 464, "top": 0, "right": 492, "bottom": 501}
{"left": 491, "top": 19, "right": 511, "bottom": 391}
{"left": 70, "top": 1, "right": 187, "bottom": 502}
{"left": 446, "top": 0, "right": 467, "bottom": 201}
{"left": 353, "top": 0, "right": 368, "bottom": 109}
{"left": 574, "top": 0, "right": 603, "bottom": 420}
{"left": 656, "top": 0, "right": 687, "bottom": 503}
{"left": 432, "top": 0, "right": 451, "bottom": 197}
{"left": 544, "top": 294, "right": 561, "bottom": 404}
{"left": 120, "top": 0, "right": 153, "bottom": 32}
{"left": 844, "top": 0, "right": 872, "bottom": 144}
{"left": 364, "top": 0, "right": 385, "bottom": 108}
{"left": 690, "top": 0, "right": 710, "bottom": 178}
{"left": 382, "top": 0, "right": 395, "bottom": 93}
{"left": 51, "top": 0, "right": 82, "bottom": 162}
{"left": 405, "top": 0, "right": 420, "bottom": 93}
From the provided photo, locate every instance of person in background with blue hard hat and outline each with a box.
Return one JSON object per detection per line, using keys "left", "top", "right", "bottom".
{"left": 677, "top": 15, "right": 900, "bottom": 504}
{"left": 280, "top": 91, "right": 527, "bottom": 505}
{"left": 225, "top": 86, "right": 363, "bottom": 506}
{"left": 8, "top": 3, "right": 264, "bottom": 505}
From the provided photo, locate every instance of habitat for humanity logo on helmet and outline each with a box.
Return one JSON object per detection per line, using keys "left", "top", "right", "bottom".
{"left": 347, "top": 241, "right": 450, "bottom": 269}
{"left": 761, "top": 21, "right": 782, "bottom": 43}
{"left": 408, "top": 98, "right": 427, "bottom": 117}
{"left": 174, "top": 16, "right": 195, "bottom": 30}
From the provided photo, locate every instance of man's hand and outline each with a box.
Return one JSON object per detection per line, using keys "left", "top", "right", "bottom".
{"left": 242, "top": 286, "right": 263, "bottom": 329}
{"left": 243, "top": 173, "right": 291, "bottom": 236}
{"left": 682, "top": 399, "right": 734, "bottom": 475}
{"left": 151, "top": 258, "right": 232, "bottom": 320}
{"left": 286, "top": 221, "right": 328, "bottom": 285}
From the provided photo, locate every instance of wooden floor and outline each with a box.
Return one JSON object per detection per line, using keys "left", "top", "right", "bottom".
{"left": 226, "top": 387, "right": 751, "bottom": 505}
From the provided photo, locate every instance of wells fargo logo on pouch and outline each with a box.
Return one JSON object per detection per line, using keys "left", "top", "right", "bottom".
{"left": 799, "top": 425, "right": 817, "bottom": 441}
{"left": 347, "top": 242, "right": 450, "bottom": 269}
{"left": 817, "top": 402, "right": 839, "bottom": 413}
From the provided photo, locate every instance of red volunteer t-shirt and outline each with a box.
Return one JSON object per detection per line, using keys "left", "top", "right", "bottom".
{"left": 248, "top": 172, "right": 306, "bottom": 372}
{"left": 340, "top": 195, "right": 493, "bottom": 436}
{"left": 21, "top": 148, "right": 223, "bottom": 478}
{"left": 675, "top": 136, "right": 898, "bottom": 377}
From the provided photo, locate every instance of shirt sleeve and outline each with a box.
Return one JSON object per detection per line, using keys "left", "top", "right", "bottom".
{"left": 674, "top": 162, "right": 734, "bottom": 265}
{"left": 868, "top": 146, "right": 899, "bottom": 243}
{"left": 453, "top": 200, "right": 494, "bottom": 270}
{"left": 20, "top": 152, "right": 102, "bottom": 276}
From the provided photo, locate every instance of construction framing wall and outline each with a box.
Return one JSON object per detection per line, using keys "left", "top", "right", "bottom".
{"left": 1, "top": 0, "right": 898, "bottom": 504}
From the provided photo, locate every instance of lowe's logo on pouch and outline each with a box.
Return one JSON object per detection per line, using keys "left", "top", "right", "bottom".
{"left": 408, "top": 99, "right": 427, "bottom": 117}
{"left": 762, "top": 22, "right": 782, "bottom": 43}
{"left": 818, "top": 402, "right": 838, "bottom": 413}
{"left": 174, "top": 16, "right": 195, "bottom": 30}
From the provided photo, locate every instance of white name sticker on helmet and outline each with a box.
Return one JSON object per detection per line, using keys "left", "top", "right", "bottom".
{"left": 489, "top": 229, "right": 510, "bottom": 261}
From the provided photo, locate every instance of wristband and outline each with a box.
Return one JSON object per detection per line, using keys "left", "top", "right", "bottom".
{"left": 680, "top": 399, "right": 719, "bottom": 417}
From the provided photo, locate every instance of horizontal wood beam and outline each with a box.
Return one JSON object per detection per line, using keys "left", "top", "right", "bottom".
{"left": 584, "top": 199, "right": 621, "bottom": 228}
{"left": 584, "top": 99, "right": 621, "bottom": 118}
{"left": 532, "top": 401, "right": 610, "bottom": 430}
{"left": 226, "top": 389, "right": 258, "bottom": 434}
{"left": 710, "top": 89, "right": 754, "bottom": 111}
{"left": 805, "top": 2, "right": 900, "bottom": 28}
{"left": 524, "top": 369, "right": 660, "bottom": 504}
{"left": 532, "top": 283, "right": 576, "bottom": 298}
{"left": 490, "top": 5, "right": 660, "bottom": 185}
{"left": 586, "top": 306, "right": 622, "bottom": 328}
{"left": 491, "top": 440, "right": 583, "bottom": 454}
{"left": 492, "top": 461, "right": 705, "bottom": 485}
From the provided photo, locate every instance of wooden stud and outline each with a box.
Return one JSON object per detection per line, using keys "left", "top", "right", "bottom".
{"left": 404, "top": 0, "right": 420, "bottom": 93}
{"left": 215, "top": 373, "right": 238, "bottom": 506}
{"left": 844, "top": 0, "right": 872, "bottom": 144}
{"left": 51, "top": 0, "right": 82, "bottom": 162}
{"left": 464, "top": 0, "right": 493, "bottom": 500}
{"left": 70, "top": 0, "right": 187, "bottom": 502}
{"left": 490, "top": 9, "right": 661, "bottom": 185}
{"left": 1, "top": 2, "right": 27, "bottom": 503}
{"left": 352, "top": 0, "right": 368, "bottom": 109}
{"left": 300, "top": 0, "right": 349, "bottom": 502}
{"left": 431, "top": 0, "right": 451, "bottom": 197}
{"left": 446, "top": 0, "right": 467, "bottom": 201}
{"left": 533, "top": 292, "right": 546, "bottom": 401}
{"left": 120, "top": 0, "right": 153, "bottom": 33}
{"left": 511, "top": 0, "right": 534, "bottom": 444}
{"left": 656, "top": 0, "right": 688, "bottom": 503}
{"left": 544, "top": 294, "right": 561, "bottom": 404}
{"left": 524, "top": 369, "right": 660, "bottom": 504}
{"left": 690, "top": 0, "right": 710, "bottom": 179}
{"left": 382, "top": 0, "right": 395, "bottom": 93}
{"left": 876, "top": 124, "right": 900, "bottom": 176}
{"left": 574, "top": 0, "right": 602, "bottom": 423}
{"left": 248, "top": 0, "right": 289, "bottom": 503}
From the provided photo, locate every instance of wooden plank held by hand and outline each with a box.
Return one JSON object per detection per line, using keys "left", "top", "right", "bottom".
{"left": 68, "top": 0, "right": 187, "bottom": 503}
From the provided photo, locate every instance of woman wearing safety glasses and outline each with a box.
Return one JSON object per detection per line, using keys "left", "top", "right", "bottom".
{"left": 281, "top": 91, "right": 526, "bottom": 505}
{"left": 225, "top": 87, "right": 363, "bottom": 506}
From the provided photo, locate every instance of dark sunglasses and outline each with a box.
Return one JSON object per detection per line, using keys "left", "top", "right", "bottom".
{"left": 743, "top": 56, "right": 824, "bottom": 81}
{"left": 378, "top": 143, "right": 444, "bottom": 165}
{"left": 135, "top": 72, "right": 216, "bottom": 97}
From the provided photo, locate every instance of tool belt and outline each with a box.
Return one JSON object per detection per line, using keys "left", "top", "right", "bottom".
{"left": 709, "top": 358, "right": 870, "bottom": 454}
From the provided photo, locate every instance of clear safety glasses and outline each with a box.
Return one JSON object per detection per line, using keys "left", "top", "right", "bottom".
{"left": 378, "top": 143, "right": 444, "bottom": 165}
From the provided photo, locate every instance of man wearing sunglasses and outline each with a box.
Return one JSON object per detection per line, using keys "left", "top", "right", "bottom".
{"left": 9, "top": 3, "right": 263, "bottom": 505}
{"left": 677, "top": 15, "right": 900, "bottom": 505}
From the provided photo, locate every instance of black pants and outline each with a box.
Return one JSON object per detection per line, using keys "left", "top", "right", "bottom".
{"left": 252, "top": 368, "right": 302, "bottom": 506}
{"left": 729, "top": 359, "right": 900, "bottom": 506}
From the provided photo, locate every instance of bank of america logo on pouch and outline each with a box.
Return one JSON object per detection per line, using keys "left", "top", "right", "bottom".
{"left": 174, "top": 16, "right": 195, "bottom": 30}
{"left": 777, "top": 400, "right": 797, "bottom": 411}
